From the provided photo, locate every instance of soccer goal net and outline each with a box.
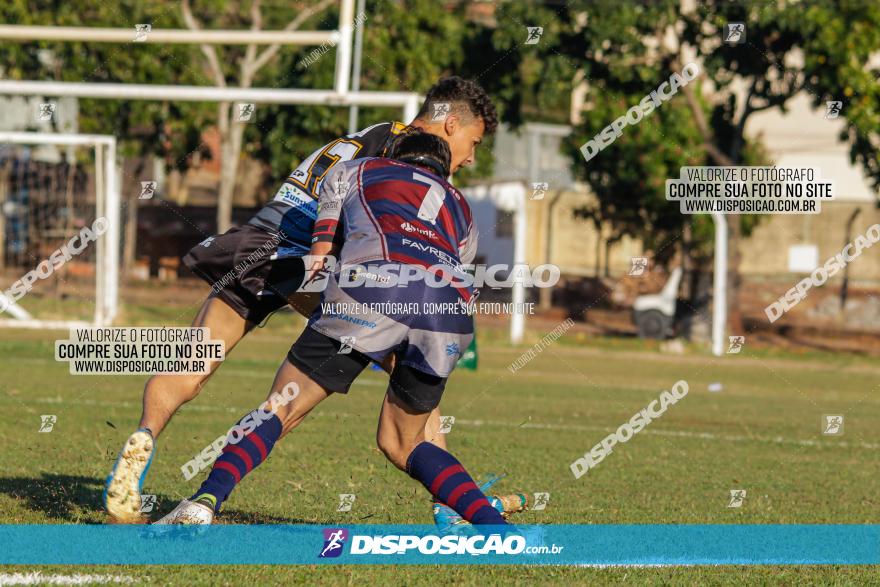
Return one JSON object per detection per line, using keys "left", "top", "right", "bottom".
{"left": 0, "top": 132, "right": 119, "bottom": 329}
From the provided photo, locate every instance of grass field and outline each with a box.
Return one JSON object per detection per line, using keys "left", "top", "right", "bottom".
{"left": 0, "top": 293, "right": 878, "bottom": 585}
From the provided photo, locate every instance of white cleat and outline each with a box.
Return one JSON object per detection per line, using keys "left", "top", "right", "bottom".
{"left": 104, "top": 429, "right": 155, "bottom": 523}
{"left": 154, "top": 499, "right": 215, "bottom": 525}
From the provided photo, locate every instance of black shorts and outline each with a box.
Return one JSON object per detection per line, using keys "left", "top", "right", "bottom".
{"left": 287, "top": 327, "right": 448, "bottom": 413}
{"left": 183, "top": 225, "right": 307, "bottom": 325}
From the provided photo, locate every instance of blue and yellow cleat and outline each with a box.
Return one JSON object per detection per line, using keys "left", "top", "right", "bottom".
{"left": 432, "top": 474, "right": 529, "bottom": 532}
{"left": 104, "top": 429, "right": 155, "bottom": 523}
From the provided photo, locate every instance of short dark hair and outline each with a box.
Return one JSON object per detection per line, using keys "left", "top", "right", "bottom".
{"left": 390, "top": 130, "right": 452, "bottom": 178}
{"left": 417, "top": 76, "right": 498, "bottom": 135}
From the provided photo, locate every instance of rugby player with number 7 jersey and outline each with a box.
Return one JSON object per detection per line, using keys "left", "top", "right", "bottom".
{"left": 155, "top": 131, "right": 515, "bottom": 528}
{"left": 104, "top": 78, "right": 526, "bottom": 526}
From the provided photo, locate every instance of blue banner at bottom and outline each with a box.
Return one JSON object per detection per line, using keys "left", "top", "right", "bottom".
{"left": 0, "top": 525, "right": 876, "bottom": 565}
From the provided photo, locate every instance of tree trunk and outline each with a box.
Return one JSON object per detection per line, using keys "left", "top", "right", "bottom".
{"left": 215, "top": 102, "right": 245, "bottom": 234}
{"left": 122, "top": 157, "right": 145, "bottom": 276}
{"left": 182, "top": 0, "right": 335, "bottom": 234}
{"left": 604, "top": 238, "right": 612, "bottom": 278}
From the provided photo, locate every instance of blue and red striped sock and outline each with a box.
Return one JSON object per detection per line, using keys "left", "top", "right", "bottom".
{"left": 406, "top": 441, "right": 506, "bottom": 525}
{"left": 192, "top": 413, "right": 282, "bottom": 511}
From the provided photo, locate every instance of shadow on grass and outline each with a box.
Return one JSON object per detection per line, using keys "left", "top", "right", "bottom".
{"left": 0, "top": 473, "right": 312, "bottom": 524}
{"left": 217, "top": 509, "right": 316, "bottom": 525}
{"left": 0, "top": 473, "right": 106, "bottom": 522}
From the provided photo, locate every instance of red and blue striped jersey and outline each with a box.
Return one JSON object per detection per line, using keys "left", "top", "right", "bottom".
{"left": 314, "top": 157, "right": 478, "bottom": 273}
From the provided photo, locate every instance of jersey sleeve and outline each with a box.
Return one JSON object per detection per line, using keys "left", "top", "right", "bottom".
{"left": 458, "top": 218, "right": 479, "bottom": 266}
{"left": 312, "top": 164, "right": 350, "bottom": 245}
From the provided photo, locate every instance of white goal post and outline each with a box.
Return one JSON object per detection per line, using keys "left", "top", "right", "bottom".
{"left": 0, "top": 0, "right": 416, "bottom": 333}
{"left": 0, "top": 132, "right": 120, "bottom": 329}
{"left": 461, "top": 182, "right": 528, "bottom": 344}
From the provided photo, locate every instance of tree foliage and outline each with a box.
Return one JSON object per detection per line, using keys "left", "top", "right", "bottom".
{"left": 0, "top": 0, "right": 211, "bottom": 163}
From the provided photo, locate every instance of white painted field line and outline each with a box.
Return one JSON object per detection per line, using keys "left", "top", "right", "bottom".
{"left": 568, "top": 564, "right": 695, "bottom": 568}
{"left": 225, "top": 369, "right": 387, "bottom": 386}
{"left": 0, "top": 573, "right": 135, "bottom": 585}
{"left": 24, "top": 389, "right": 381, "bottom": 415}
{"left": 32, "top": 395, "right": 238, "bottom": 414}
{"left": 8, "top": 371, "right": 385, "bottom": 414}
{"left": 20, "top": 394, "right": 877, "bottom": 451}
{"left": 479, "top": 343, "right": 880, "bottom": 373}
{"left": 454, "top": 418, "right": 880, "bottom": 451}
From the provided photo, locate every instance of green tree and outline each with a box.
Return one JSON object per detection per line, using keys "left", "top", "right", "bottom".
{"left": 512, "top": 0, "right": 880, "bottom": 333}
{"left": 0, "top": 0, "right": 210, "bottom": 164}
{"left": 180, "top": 0, "right": 336, "bottom": 232}
{"left": 256, "top": 0, "right": 474, "bottom": 185}
{"left": 0, "top": 0, "right": 215, "bottom": 270}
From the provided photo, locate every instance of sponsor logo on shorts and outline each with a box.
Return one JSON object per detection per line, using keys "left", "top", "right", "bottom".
{"left": 324, "top": 311, "right": 377, "bottom": 329}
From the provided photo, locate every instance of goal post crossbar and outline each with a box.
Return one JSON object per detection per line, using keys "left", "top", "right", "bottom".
{"left": 0, "top": 25, "right": 338, "bottom": 46}
{"left": 0, "top": 0, "right": 362, "bottom": 100}
{"left": 0, "top": 81, "right": 421, "bottom": 119}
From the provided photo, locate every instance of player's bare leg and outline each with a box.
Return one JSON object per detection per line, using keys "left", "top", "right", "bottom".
{"left": 424, "top": 407, "right": 447, "bottom": 449}
{"left": 375, "top": 391, "right": 431, "bottom": 470}
{"left": 373, "top": 362, "right": 523, "bottom": 527}
{"left": 157, "top": 359, "right": 330, "bottom": 524}
{"left": 106, "top": 295, "right": 253, "bottom": 522}
{"left": 287, "top": 292, "right": 447, "bottom": 449}
{"left": 377, "top": 352, "right": 447, "bottom": 450}
{"left": 139, "top": 295, "right": 255, "bottom": 437}
{"left": 271, "top": 360, "right": 333, "bottom": 437}
{"left": 376, "top": 391, "right": 506, "bottom": 525}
